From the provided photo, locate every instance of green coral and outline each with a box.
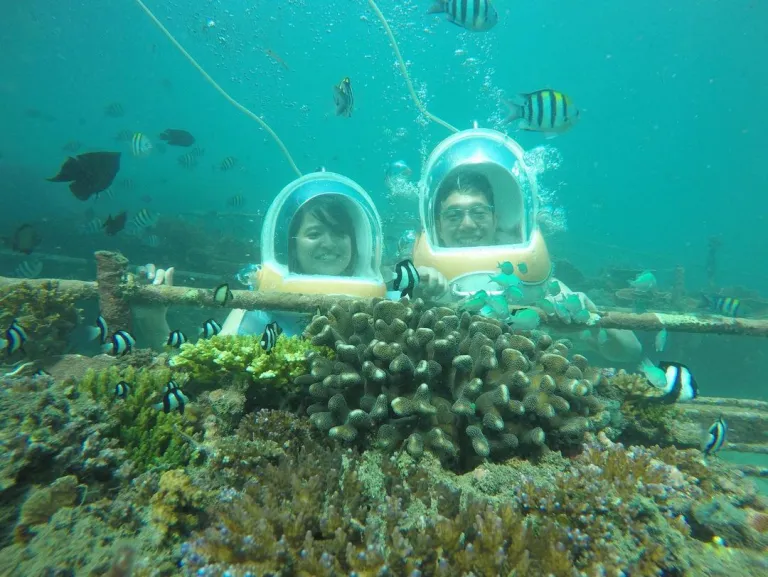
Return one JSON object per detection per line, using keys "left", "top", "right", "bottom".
{"left": 76, "top": 365, "right": 196, "bottom": 472}
{"left": 0, "top": 281, "right": 80, "bottom": 359}
{"left": 169, "top": 334, "right": 333, "bottom": 402}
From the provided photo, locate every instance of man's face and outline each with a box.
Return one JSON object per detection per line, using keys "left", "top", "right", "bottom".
{"left": 437, "top": 191, "right": 496, "bottom": 247}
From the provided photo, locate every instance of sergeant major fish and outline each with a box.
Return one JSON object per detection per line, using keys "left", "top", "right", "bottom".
{"left": 702, "top": 294, "right": 740, "bottom": 317}
{"left": 333, "top": 77, "right": 354, "bottom": 117}
{"left": 503, "top": 89, "right": 579, "bottom": 135}
{"left": 428, "top": 0, "right": 499, "bottom": 32}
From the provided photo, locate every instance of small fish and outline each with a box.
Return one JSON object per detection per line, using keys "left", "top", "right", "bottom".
{"left": 639, "top": 357, "right": 667, "bottom": 389}
{"left": 86, "top": 314, "right": 109, "bottom": 344}
{"left": 393, "top": 259, "right": 420, "bottom": 299}
{"left": 536, "top": 299, "right": 556, "bottom": 316}
{"left": 166, "top": 329, "right": 187, "bottom": 348}
{"left": 102, "top": 329, "right": 135, "bottom": 356}
{"left": 80, "top": 217, "right": 105, "bottom": 235}
{"left": 177, "top": 152, "right": 198, "bottom": 169}
{"left": 126, "top": 208, "right": 159, "bottom": 234}
{"left": 517, "top": 263, "right": 529, "bottom": 274}
{"left": 114, "top": 381, "right": 131, "bottom": 398}
{"left": 1, "top": 319, "right": 27, "bottom": 355}
{"left": 503, "top": 89, "right": 579, "bottom": 134}
{"left": 14, "top": 259, "right": 43, "bottom": 279}
{"left": 159, "top": 129, "right": 195, "bottom": 147}
{"left": 489, "top": 271, "right": 521, "bottom": 289}
{"left": 131, "top": 132, "right": 153, "bottom": 157}
{"left": 227, "top": 194, "right": 246, "bottom": 208}
{"left": 213, "top": 283, "right": 233, "bottom": 306}
{"left": 460, "top": 289, "right": 489, "bottom": 313}
{"left": 655, "top": 328, "right": 668, "bottom": 352}
{"left": 103, "top": 212, "right": 128, "bottom": 236}
{"left": 143, "top": 234, "right": 160, "bottom": 248}
{"left": 217, "top": 156, "right": 237, "bottom": 171}
{"left": 153, "top": 382, "right": 189, "bottom": 414}
{"left": 563, "top": 293, "right": 583, "bottom": 314}
{"left": 114, "top": 129, "right": 133, "bottom": 142}
{"left": 34, "top": 369, "right": 52, "bottom": 377}
{"left": 199, "top": 319, "right": 222, "bottom": 339}
{"left": 47, "top": 152, "right": 122, "bottom": 201}
{"left": 428, "top": 0, "right": 499, "bottom": 32}
{"left": 508, "top": 308, "right": 540, "bottom": 331}
{"left": 7, "top": 223, "right": 42, "bottom": 255}
{"left": 505, "top": 286, "right": 524, "bottom": 302}
{"left": 702, "top": 295, "right": 740, "bottom": 317}
{"left": 333, "top": 77, "right": 354, "bottom": 117}
{"left": 628, "top": 271, "right": 657, "bottom": 292}
{"left": 104, "top": 102, "right": 124, "bottom": 117}
{"left": 702, "top": 416, "right": 727, "bottom": 456}
{"left": 651, "top": 361, "right": 699, "bottom": 403}
{"left": 485, "top": 293, "right": 509, "bottom": 318}
{"left": 260, "top": 321, "right": 282, "bottom": 353}
{"left": 497, "top": 261, "right": 514, "bottom": 275}
{"left": 547, "top": 279, "right": 562, "bottom": 296}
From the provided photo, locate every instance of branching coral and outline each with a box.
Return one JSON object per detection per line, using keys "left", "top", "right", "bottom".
{"left": 76, "top": 365, "right": 197, "bottom": 473}
{"left": 296, "top": 298, "right": 618, "bottom": 469}
{"left": 0, "top": 280, "right": 80, "bottom": 358}
{"left": 168, "top": 334, "right": 333, "bottom": 409}
{"left": 150, "top": 469, "right": 207, "bottom": 543}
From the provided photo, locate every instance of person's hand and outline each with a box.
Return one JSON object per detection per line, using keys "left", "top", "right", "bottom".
{"left": 415, "top": 266, "right": 449, "bottom": 300}
{"left": 545, "top": 279, "right": 599, "bottom": 324}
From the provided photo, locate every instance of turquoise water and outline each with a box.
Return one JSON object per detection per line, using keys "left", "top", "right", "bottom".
{"left": 1, "top": 0, "right": 766, "bottom": 398}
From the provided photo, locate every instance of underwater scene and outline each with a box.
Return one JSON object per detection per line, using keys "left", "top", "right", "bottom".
{"left": 1, "top": 1, "right": 767, "bottom": 575}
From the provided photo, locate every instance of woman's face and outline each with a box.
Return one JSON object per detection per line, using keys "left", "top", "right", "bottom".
{"left": 294, "top": 211, "right": 353, "bottom": 275}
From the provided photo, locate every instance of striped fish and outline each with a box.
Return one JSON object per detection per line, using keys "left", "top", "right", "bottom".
{"left": 166, "top": 329, "right": 187, "bottom": 348}
{"left": 199, "top": 319, "right": 222, "bottom": 339}
{"left": 702, "top": 294, "right": 740, "bottom": 317}
{"left": 217, "top": 156, "right": 238, "bottom": 171}
{"left": 702, "top": 416, "right": 727, "bottom": 456}
{"left": 178, "top": 152, "right": 198, "bottom": 169}
{"left": 1, "top": 319, "right": 27, "bottom": 355}
{"left": 102, "top": 329, "right": 135, "bottom": 356}
{"left": 131, "top": 132, "right": 153, "bottom": 157}
{"left": 14, "top": 259, "right": 42, "bottom": 279}
{"left": 428, "top": 0, "right": 498, "bottom": 32}
{"left": 504, "top": 89, "right": 580, "bottom": 134}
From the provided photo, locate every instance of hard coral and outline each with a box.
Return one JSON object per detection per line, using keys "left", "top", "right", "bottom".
{"left": 169, "top": 334, "right": 332, "bottom": 409}
{"left": 296, "top": 298, "right": 617, "bottom": 469}
{"left": 0, "top": 280, "right": 80, "bottom": 359}
{"left": 150, "top": 469, "right": 207, "bottom": 543}
{"left": 76, "top": 364, "right": 197, "bottom": 473}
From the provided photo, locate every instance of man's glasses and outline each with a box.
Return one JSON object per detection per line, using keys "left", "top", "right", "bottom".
{"left": 439, "top": 204, "right": 494, "bottom": 227}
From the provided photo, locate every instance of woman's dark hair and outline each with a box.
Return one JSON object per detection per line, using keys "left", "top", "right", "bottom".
{"left": 435, "top": 169, "right": 495, "bottom": 213}
{"left": 288, "top": 195, "right": 357, "bottom": 276}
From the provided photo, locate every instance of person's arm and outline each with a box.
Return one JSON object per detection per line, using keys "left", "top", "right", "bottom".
{"left": 414, "top": 266, "right": 450, "bottom": 300}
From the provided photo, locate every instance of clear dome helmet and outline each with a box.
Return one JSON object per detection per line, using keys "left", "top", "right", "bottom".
{"left": 413, "top": 128, "right": 553, "bottom": 297}
{"left": 258, "top": 171, "right": 387, "bottom": 297}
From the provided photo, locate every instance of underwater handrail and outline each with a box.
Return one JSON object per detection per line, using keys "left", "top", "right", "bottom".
{"left": 132, "top": 0, "right": 302, "bottom": 177}
{"left": 367, "top": 0, "right": 459, "bottom": 134}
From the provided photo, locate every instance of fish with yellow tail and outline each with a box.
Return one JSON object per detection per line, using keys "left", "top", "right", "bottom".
{"left": 503, "top": 89, "right": 580, "bottom": 135}
{"left": 333, "top": 77, "right": 354, "bottom": 117}
{"left": 428, "top": 0, "right": 499, "bottom": 32}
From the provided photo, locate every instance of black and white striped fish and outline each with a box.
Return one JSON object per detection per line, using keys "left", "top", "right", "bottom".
{"left": 102, "top": 329, "right": 135, "bottom": 356}
{"left": 427, "top": 0, "right": 498, "bottom": 32}
{"left": 217, "top": 156, "right": 237, "bottom": 171}
{"left": 503, "top": 89, "right": 580, "bottom": 134}
{"left": 153, "top": 380, "right": 189, "bottom": 414}
{"left": 702, "top": 416, "right": 727, "bottom": 456}
{"left": 393, "top": 259, "right": 420, "bottom": 299}
{"left": 166, "top": 329, "right": 187, "bottom": 348}
{"left": 114, "top": 381, "right": 131, "bottom": 398}
{"left": 1, "top": 319, "right": 27, "bottom": 355}
{"left": 199, "top": 319, "right": 222, "bottom": 339}
{"left": 131, "top": 132, "right": 152, "bottom": 157}
{"left": 655, "top": 361, "right": 699, "bottom": 403}
{"left": 86, "top": 314, "right": 109, "bottom": 344}
{"left": 260, "top": 321, "right": 282, "bottom": 353}
{"left": 14, "top": 259, "right": 42, "bottom": 279}
{"left": 213, "top": 283, "right": 233, "bottom": 306}
{"left": 131, "top": 208, "right": 159, "bottom": 229}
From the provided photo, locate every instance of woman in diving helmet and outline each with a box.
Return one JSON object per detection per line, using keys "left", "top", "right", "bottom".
{"left": 221, "top": 172, "right": 387, "bottom": 336}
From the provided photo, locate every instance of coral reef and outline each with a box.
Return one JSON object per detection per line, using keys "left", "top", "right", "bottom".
{"left": 0, "top": 279, "right": 80, "bottom": 358}
{"left": 296, "top": 298, "right": 617, "bottom": 468}
{"left": 181, "top": 429, "right": 768, "bottom": 577}
{"left": 150, "top": 469, "right": 207, "bottom": 543}
{"left": 76, "top": 364, "right": 198, "bottom": 473}
{"left": 169, "top": 334, "right": 332, "bottom": 410}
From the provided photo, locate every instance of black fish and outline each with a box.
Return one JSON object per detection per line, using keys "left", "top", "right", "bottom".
{"left": 47, "top": 152, "right": 121, "bottom": 201}
{"left": 393, "top": 259, "right": 420, "bottom": 299}
{"left": 159, "top": 129, "right": 196, "bottom": 147}
{"left": 103, "top": 211, "right": 128, "bottom": 236}
{"left": 333, "top": 77, "right": 354, "bottom": 117}
{"left": 213, "top": 283, "right": 233, "bottom": 306}
{"left": 656, "top": 361, "right": 699, "bottom": 404}
{"left": 9, "top": 224, "right": 41, "bottom": 255}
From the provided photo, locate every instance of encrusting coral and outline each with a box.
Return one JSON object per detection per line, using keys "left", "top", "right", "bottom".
{"left": 296, "top": 298, "right": 619, "bottom": 468}
{"left": 169, "top": 334, "right": 333, "bottom": 409}
{"left": 0, "top": 280, "right": 80, "bottom": 358}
